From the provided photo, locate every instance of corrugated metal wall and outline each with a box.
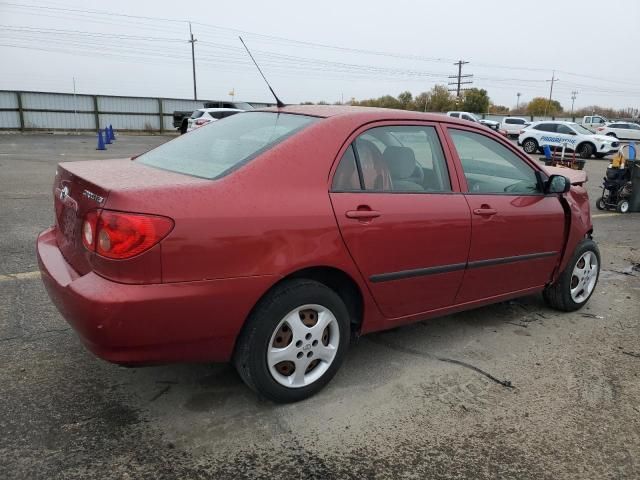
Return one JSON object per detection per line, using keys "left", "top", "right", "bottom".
{"left": 0, "top": 90, "right": 272, "bottom": 132}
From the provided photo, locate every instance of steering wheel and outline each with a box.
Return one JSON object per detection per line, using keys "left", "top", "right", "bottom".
{"left": 409, "top": 165, "right": 425, "bottom": 185}
{"left": 504, "top": 181, "right": 530, "bottom": 193}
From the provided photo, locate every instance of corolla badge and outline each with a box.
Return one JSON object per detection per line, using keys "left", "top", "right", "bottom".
{"left": 83, "top": 189, "right": 105, "bottom": 203}
{"left": 59, "top": 185, "right": 69, "bottom": 201}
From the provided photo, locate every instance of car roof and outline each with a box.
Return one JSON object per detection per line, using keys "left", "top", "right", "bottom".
{"left": 197, "top": 108, "right": 244, "bottom": 112}
{"left": 531, "top": 120, "right": 576, "bottom": 125}
{"left": 503, "top": 116, "right": 527, "bottom": 120}
{"left": 256, "top": 104, "right": 480, "bottom": 126}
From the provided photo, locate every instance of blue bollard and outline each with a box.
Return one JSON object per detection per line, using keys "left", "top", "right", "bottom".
{"left": 629, "top": 142, "right": 636, "bottom": 160}
{"left": 109, "top": 124, "right": 115, "bottom": 141}
{"left": 96, "top": 129, "right": 106, "bottom": 150}
{"left": 542, "top": 145, "right": 552, "bottom": 159}
{"left": 104, "top": 126, "right": 112, "bottom": 145}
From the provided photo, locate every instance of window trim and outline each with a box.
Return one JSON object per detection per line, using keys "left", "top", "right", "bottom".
{"left": 328, "top": 121, "right": 460, "bottom": 195}
{"left": 441, "top": 125, "right": 548, "bottom": 196}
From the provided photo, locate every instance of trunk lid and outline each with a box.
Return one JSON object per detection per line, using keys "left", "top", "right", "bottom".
{"left": 53, "top": 158, "right": 204, "bottom": 275}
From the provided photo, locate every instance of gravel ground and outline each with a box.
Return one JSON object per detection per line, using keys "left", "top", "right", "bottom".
{"left": 1, "top": 133, "right": 638, "bottom": 479}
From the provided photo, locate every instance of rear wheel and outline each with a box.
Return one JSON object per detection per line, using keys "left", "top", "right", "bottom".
{"left": 578, "top": 143, "right": 594, "bottom": 159}
{"left": 595, "top": 197, "right": 606, "bottom": 210}
{"left": 180, "top": 120, "right": 188, "bottom": 134}
{"left": 543, "top": 239, "right": 600, "bottom": 312}
{"left": 522, "top": 138, "right": 538, "bottom": 154}
{"left": 234, "top": 279, "right": 350, "bottom": 403}
{"left": 617, "top": 199, "right": 630, "bottom": 213}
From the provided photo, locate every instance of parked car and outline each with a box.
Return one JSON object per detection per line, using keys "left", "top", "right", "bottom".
{"left": 500, "top": 117, "right": 530, "bottom": 137}
{"left": 37, "top": 106, "right": 599, "bottom": 403}
{"left": 173, "top": 101, "right": 254, "bottom": 134}
{"left": 186, "top": 108, "right": 244, "bottom": 132}
{"left": 596, "top": 122, "right": 640, "bottom": 140}
{"left": 581, "top": 115, "right": 609, "bottom": 132}
{"left": 518, "top": 121, "right": 619, "bottom": 158}
{"left": 446, "top": 111, "right": 498, "bottom": 130}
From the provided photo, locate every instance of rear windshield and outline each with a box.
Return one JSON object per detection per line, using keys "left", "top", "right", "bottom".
{"left": 190, "top": 110, "right": 205, "bottom": 119}
{"left": 505, "top": 118, "right": 525, "bottom": 124}
{"left": 138, "top": 112, "right": 318, "bottom": 179}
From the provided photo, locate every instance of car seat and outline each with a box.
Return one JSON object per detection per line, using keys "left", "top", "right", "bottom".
{"left": 382, "top": 146, "right": 423, "bottom": 191}
{"left": 355, "top": 139, "right": 392, "bottom": 191}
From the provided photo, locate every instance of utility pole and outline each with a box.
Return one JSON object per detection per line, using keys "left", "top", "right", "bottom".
{"left": 448, "top": 60, "right": 472, "bottom": 98}
{"left": 189, "top": 22, "right": 198, "bottom": 100}
{"left": 570, "top": 90, "right": 578, "bottom": 117}
{"left": 516, "top": 92, "right": 521, "bottom": 110}
{"left": 544, "top": 71, "right": 559, "bottom": 117}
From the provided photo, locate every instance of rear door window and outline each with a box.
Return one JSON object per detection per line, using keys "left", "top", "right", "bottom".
{"left": 190, "top": 110, "right": 204, "bottom": 119}
{"left": 534, "top": 123, "right": 558, "bottom": 133}
{"left": 138, "top": 112, "right": 318, "bottom": 179}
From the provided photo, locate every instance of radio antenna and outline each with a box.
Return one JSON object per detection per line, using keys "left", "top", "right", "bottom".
{"left": 239, "top": 36, "right": 285, "bottom": 108}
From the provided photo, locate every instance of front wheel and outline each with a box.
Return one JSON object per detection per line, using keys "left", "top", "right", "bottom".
{"left": 617, "top": 199, "right": 630, "bottom": 213}
{"left": 522, "top": 138, "right": 538, "bottom": 154}
{"left": 234, "top": 279, "right": 350, "bottom": 403}
{"left": 595, "top": 197, "right": 606, "bottom": 210}
{"left": 543, "top": 239, "right": 600, "bottom": 312}
{"left": 578, "top": 143, "right": 594, "bottom": 159}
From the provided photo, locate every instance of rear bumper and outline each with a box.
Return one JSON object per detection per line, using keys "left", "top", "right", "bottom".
{"left": 37, "top": 227, "right": 278, "bottom": 365}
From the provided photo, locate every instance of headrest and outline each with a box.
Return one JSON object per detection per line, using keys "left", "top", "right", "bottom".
{"left": 383, "top": 146, "right": 416, "bottom": 179}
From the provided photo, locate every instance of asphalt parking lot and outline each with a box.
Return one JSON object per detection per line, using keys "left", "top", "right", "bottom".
{"left": 1, "top": 133, "right": 639, "bottom": 480}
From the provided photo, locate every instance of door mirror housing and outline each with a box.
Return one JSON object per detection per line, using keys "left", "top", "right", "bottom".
{"left": 546, "top": 174, "right": 571, "bottom": 194}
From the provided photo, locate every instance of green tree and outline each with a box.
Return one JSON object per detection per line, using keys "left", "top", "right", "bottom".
{"left": 461, "top": 88, "right": 490, "bottom": 113}
{"left": 527, "top": 97, "right": 563, "bottom": 116}
{"left": 397, "top": 91, "right": 413, "bottom": 109}
{"left": 428, "top": 85, "right": 455, "bottom": 112}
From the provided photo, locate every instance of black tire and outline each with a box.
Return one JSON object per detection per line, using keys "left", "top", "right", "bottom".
{"left": 594, "top": 153, "right": 606, "bottom": 159}
{"left": 543, "top": 239, "right": 600, "bottom": 312}
{"left": 522, "top": 138, "right": 538, "bottom": 154}
{"left": 577, "top": 142, "right": 594, "bottom": 159}
{"left": 234, "top": 279, "right": 350, "bottom": 403}
{"left": 180, "top": 120, "right": 188, "bottom": 134}
{"left": 616, "top": 199, "right": 630, "bottom": 213}
{"left": 595, "top": 197, "right": 606, "bottom": 210}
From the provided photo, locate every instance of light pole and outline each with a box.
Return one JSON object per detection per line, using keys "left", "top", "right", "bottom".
{"left": 516, "top": 92, "right": 521, "bottom": 111}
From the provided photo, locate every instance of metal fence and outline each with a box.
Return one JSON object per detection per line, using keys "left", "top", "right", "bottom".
{"left": 0, "top": 90, "right": 273, "bottom": 132}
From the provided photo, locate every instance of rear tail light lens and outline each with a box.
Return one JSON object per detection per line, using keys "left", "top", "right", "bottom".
{"left": 597, "top": 127, "right": 604, "bottom": 131}
{"left": 82, "top": 210, "right": 173, "bottom": 259}
{"left": 195, "top": 119, "right": 209, "bottom": 126}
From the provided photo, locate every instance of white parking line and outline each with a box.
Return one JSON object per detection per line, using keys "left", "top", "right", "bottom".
{"left": 592, "top": 213, "right": 621, "bottom": 218}
{"left": 0, "top": 271, "right": 41, "bottom": 282}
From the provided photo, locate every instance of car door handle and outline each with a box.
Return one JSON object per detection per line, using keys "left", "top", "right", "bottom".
{"left": 473, "top": 207, "right": 497, "bottom": 216}
{"left": 345, "top": 209, "right": 381, "bottom": 220}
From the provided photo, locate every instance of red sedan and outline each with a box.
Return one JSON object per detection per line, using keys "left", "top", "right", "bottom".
{"left": 37, "top": 106, "right": 600, "bottom": 402}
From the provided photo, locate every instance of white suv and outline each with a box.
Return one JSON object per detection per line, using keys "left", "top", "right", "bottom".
{"left": 187, "top": 108, "right": 244, "bottom": 132}
{"left": 446, "top": 111, "right": 499, "bottom": 130}
{"left": 596, "top": 122, "right": 640, "bottom": 140}
{"left": 518, "top": 121, "right": 619, "bottom": 159}
{"left": 500, "top": 117, "right": 529, "bottom": 137}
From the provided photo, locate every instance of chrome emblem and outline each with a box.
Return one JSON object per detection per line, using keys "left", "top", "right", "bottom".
{"left": 82, "top": 189, "right": 104, "bottom": 203}
{"left": 59, "top": 185, "right": 69, "bottom": 201}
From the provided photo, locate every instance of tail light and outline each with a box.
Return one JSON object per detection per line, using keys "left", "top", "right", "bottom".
{"left": 82, "top": 210, "right": 173, "bottom": 259}
{"left": 519, "top": 129, "right": 525, "bottom": 134}
{"left": 597, "top": 127, "right": 605, "bottom": 131}
{"left": 195, "top": 119, "right": 210, "bottom": 126}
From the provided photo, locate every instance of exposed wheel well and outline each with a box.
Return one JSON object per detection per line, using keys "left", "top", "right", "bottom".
{"left": 285, "top": 266, "right": 364, "bottom": 335}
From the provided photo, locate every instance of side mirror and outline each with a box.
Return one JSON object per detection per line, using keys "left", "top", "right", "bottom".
{"left": 546, "top": 174, "right": 571, "bottom": 194}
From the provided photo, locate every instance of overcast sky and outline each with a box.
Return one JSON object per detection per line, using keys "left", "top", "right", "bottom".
{"left": 2, "top": 0, "right": 640, "bottom": 110}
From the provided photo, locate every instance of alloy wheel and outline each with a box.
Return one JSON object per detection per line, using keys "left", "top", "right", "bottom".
{"left": 570, "top": 251, "right": 598, "bottom": 303}
{"left": 267, "top": 304, "right": 339, "bottom": 388}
